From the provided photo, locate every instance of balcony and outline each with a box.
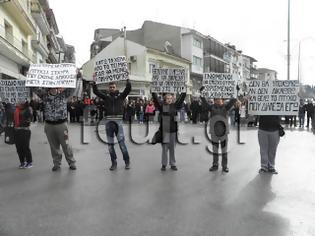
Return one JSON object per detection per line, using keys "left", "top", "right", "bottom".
{"left": 2, "top": 0, "right": 36, "bottom": 35}
{"left": 30, "top": 0, "right": 50, "bottom": 35}
{"left": 31, "top": 34, "right": 49, "bottom": 58}
{"left": 0, "top": 23, "right": 32, "bottom": 65}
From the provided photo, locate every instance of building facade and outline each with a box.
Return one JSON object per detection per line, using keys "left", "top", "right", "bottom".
{"left": 82, "top": 37, "right": 191, "bottom": 99}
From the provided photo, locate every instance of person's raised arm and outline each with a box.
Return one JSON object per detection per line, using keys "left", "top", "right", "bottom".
{"left": 120, "top": 79, "right": 131, "bottom": 99}
{"left": 152, "top": 92, "right": 162, "bottom": 111}
{"left": 175, "top": 93, "right": 186, "bottom": 109}
{"left": 92, "top": 82, "right": 108, "bottom": 100}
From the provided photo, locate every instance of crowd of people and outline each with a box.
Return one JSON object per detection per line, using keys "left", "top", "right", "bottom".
{"left": 1, "top": 80, "right": 315, "bottom": 175}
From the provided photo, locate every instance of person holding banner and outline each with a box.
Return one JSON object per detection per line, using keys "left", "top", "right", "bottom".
{"left": 13, "top": 101, "right": 33, "bottom": 169}
{"left": 152, "top": 92, "right": 186, "bottom": 171}
{"left": 33, "top": 87, "right": 78, "bottom": 171}
{"left": 257, "top": 116, "right": 281, "bottom": 174}
{"left": 200, "top": 86, "right": 240, "bottom": 173}
{"left": 92, "top": 80, "right": 131, "bottom": 171}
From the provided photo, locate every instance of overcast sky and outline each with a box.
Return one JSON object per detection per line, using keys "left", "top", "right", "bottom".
{"left": 49, "top": 0, "right": 315, "bottom": 85}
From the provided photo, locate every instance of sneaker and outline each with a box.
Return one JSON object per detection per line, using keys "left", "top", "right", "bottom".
{"left": 259, "top": 168, "right": 268, "bottom": 174}
{"left": 222, "top": 167, "right": 229, "bottom": 173}
{"left": 268, "top": 168, "right": 278, "bottom": 174}
{"left": 25, "top": 163, "right": 33, "bottom": 168}
{"left": 69, "top": 164, "right": 77, "bottom": 170}
{"left": 161, "top": 165, "right": 166, "bottom": 171}
{"left": 19, "top": 163, "right": 26, "bottom": 169}
{"left": 109, "top": 162, "right": 117, "bottom": 171}
{"left": 209, "top": 165, "right": 218, "bottom": 172}
{"left": 52, "top": 166, "right": 61, "bottom": 172}
{"left": 170, "top": 166, "right": 178, "bottom": 171}
{"left": 125, "top": 163, "right": 130, "bottom": 170}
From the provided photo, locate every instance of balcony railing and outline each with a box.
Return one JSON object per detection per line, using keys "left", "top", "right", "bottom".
{"left": 0, "top": 23, "right": 32, "bottom": 60}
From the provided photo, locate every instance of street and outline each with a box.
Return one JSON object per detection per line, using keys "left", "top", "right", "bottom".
{"left": 0, "top": 123, "right": 315, "bottom": 236}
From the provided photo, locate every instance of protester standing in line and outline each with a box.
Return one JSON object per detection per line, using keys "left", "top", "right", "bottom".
{"left": 257, "top": 116, "right": 281, "bottom": 174}
{"left": 305, "top": 99, "right": 314, "bottom": 128}
{"left": 145, "top": 100, "right": 155, "bottom": 123}
{"left": 152, "top": 92, "right": 186, "bottom": 171}
{"left": 33, "top": 86, "right": 78, "bottom": 171}
{"left": 298, "top": 99, "right": 306, "bottom": 128}
{"left": 190, "top": 97, "right": 201, "bottom": 124}
{"left": 0, "top": 103, "right": 5, "bottom": 135}
{"left": 92, "top": 79, "right": 131, "bottom": 171}
{"left": 13, "top": 101, "right": 33, "bottom": 169}
{"left": 200, "top": 86, "right": 240, "bottom": 173}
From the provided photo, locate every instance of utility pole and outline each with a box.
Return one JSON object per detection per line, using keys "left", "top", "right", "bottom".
{"left": 287, "top": 0, "right": 291, "bottom": 80}
{"left": 123, "top": 26, "right": 127, "bottom": 58}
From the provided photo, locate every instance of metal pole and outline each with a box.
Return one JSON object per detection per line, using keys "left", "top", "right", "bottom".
{"left": 287, "top": 0, "right": 291, "bottom": 80}
{"left": 298, "top": 41, "right": 301, "bottom": 82}
{"left": 123, "top": 26, "right": 127, "bottom": 57}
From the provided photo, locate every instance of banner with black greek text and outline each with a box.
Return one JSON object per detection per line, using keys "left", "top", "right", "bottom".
{"left": 247, "top": 80, "right": 300, "bottom": 115}
{"left": 0, "top": 80, "right": 30, "bottom": 104}
{"left": 202, "top": 73, "right": 238, "bottom": 98}
{"left": 94, "top": 56, "right": 129, "bottom": 84}
{"left": 26, "top": 63, "right": 77, "bottom": 88}
{"left": 151, "top": 68, "right": 186, "bottom": 93}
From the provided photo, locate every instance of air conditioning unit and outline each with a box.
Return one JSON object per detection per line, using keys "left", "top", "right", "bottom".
{"left": 130, "top": 55, "right": 137, "bottom": 62}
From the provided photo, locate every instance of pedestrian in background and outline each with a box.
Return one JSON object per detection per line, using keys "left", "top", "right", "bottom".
{"left": 13, "top": 101, "right": 33, "bottom": 169}
{"left": 152, "top": 91, "right": 186, "bottom": 171}
{"left": 298, "top": 99, "right": 306, "bottom": 128}
{"left": 305, "top": 99, "right": 314, "bottom": 128}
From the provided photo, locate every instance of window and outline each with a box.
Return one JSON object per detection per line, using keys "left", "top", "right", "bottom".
{"left": 193, "top": 56, "right": 202, "bottom": 67}
{"left": 149, "top": 63, "right": 156, "bottom": 73}
{"left": 22, "top": 40, "right": 28, "bottom": 56}
{"left": 4, "top": 21, "right": 13, "bottom": 44}
{"left": 193, "top": 38, "right": 202, "bottom": 49}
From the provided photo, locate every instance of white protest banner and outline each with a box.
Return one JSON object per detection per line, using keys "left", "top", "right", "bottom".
{"left": 202, "top": 73, "right": 237, "bottom": 98}
{"left": 94, "top": 56, "right": 129, "bottom": 84}
{"left": 247, "top": 80, "right": 299, "bottom": 115}
{"left": 0, "top": 80, "right": 30, "bottom": 104}
{"left": 26, "top": 63, "right": 77, "bottom": 88}
{"left": 151, "top": 68, "right": 187, "bottom": 93}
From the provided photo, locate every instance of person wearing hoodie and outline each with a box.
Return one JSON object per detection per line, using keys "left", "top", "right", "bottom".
{"left": 92, "top": 79, "right": 131, "bottom": 171}
{"left": 13, "top": 101, "right": 33, "bottom": 169}
{"left": 200, "top": 86, "right": 240, "bottom": 173}
{"left": 152, "top": 92, "right": 186, "bottom": 171}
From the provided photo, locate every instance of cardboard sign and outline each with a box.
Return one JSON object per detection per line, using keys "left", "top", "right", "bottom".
{"left": 151, "top": 68, "right": 186, "bottom": 93}
{"left": 0, "top": 80, "right": 30, "bottom": 104}
{"left": 26, "top": 63, "right": 77, "bottom": 88}
{"left": 202, "top": 73, "right": 237, "bottom": 98}
{"left": 94, "top": 56, "right": 129, "bottom": 84}
{"left": 247, "top": 80, "right": 299, "bottom": 115}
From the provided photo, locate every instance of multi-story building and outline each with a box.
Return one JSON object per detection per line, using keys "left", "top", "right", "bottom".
{"left": 258, "top": 68, "right": 277, "bottom": 81}
{"left": 83, "top": 37, "right": 191, "bottom": 99}
{"left": 0, "top": 0, "right": 37, "bottom": 80}
{"left": 0, "top": 0, "right": 75, "bottom": 85}
{"left": 90, "top": 21, "right": 257, "bottom": 96}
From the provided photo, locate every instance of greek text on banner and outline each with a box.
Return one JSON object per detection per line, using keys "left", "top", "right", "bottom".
{"left": 0, "top": 80, "right": 30, "bottom": 104}
{"left": 26, "top": 63, "right": 77, "bottom": 88}
{"left": 202, "top": 73, "right": 237, "bottom": 98}
{"left": 151, "top": 68, "right": 187, "bottom": 94}
{"left": 247, "top": 80, "right": 300, "bottom": 115}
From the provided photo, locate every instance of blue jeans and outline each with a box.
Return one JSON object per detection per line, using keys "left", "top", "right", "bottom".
{"left": 105, "top": 120, "right": 130, "bottom": 163}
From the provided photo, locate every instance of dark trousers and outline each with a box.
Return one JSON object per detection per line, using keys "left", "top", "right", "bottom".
{"left": 14, "top": 129, "right": 32, "bottom": 164}
{"left": 106, "top": 121, "right": 130, "bottom": 164}
{"left": 211, "top": 139, "right": 228, "bottom": 168}
{"left": 192, "top": 112, "right": 198, "bottom": 124}
{"left": 307, "top": 114, "right": 313, "bottom": 127}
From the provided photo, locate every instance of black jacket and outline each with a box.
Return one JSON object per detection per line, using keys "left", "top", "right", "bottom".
{"left": 259, "top": 116, "right": 281, "bottom": 132}
{"left": 152, "top": 93, "right": 186, "bottom": 133}
{"left": 93, "top": 81, "right": 131, "bottom": 117}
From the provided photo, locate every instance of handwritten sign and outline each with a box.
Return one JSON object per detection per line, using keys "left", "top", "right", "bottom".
{"left": 247, "top": 80, "right": 299, "bottom": 115}
{"left": 202, "top": 73, "right": 237, "bottom": 98}
{"left": 0, "top": 80, "right": 30, "bottom": 104}
{"left": 151, "top": 68, "right": 186, "bottom": 93}
{"left": 26, "top": 63, "right": 77, "bottom": 88}
{"left": 94, "top": 56, "right": 129, "bottom": 84}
